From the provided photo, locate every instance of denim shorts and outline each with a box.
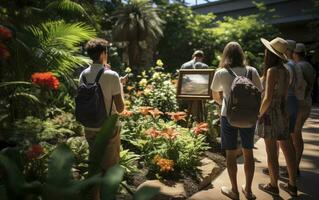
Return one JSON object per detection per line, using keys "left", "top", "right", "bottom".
{"left": 287, "top": 95, "right": 298, "bottom": 133}
{"left": 220, "top": 117, "right": 255, "bottom": 150}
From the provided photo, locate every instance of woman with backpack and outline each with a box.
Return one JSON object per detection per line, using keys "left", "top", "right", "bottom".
{"left": 257, "top": 37, "right": 298, "bottom": 197}
{"left": 211, "top": 42, "right": 262, "bottom": 200}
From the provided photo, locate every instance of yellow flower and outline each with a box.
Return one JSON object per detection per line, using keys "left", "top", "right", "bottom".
{"left": 144, "top": 88, "right": 151, "bottom": 95}
{"left": 156, "top": 59, "right": 164, "bottom": 67}
{"left": 124, "top": 100, "right": 131, "bottom": 107}
{"left": 139, "top": 78, "right": 147, "bottom": 87}
{"left": 152, "top": 72, "right": 160, "bottom": 79}
{"left": 141, "top": 71, "right": 147, "bottom": 77}
{"left": 125, "top": 67, "right": 132, "bottom": 73}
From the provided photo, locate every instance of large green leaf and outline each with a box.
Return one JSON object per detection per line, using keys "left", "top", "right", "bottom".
{"left": 133, "top": 186, "right": 160, "bottom": 200}
{"left": 88, "top": 115, "right": 119, "bottom": 177}
{"left": 0, "top": 154, "right": 42, "bottom": 199}
{"left": 46, "top": 144, "right": 74, "bottom": 188}
{"left": 101, "top": 164, "right": 125, "bottom": 200}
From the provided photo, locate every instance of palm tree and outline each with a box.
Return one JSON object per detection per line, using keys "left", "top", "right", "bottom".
{"left": 112, "top": 0, "right": 165, "bottom": 71}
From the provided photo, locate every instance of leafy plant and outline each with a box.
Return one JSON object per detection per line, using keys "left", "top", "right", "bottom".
{"left": 0, "top": 115, "right": 160, "bottom": 200}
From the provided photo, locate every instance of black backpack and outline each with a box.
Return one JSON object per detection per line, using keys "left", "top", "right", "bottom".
{"left": 75, "top": 68, "right": 112, "bottom": 128}
{"left": 226, "top": 68, "right": 261, "bottom": 128}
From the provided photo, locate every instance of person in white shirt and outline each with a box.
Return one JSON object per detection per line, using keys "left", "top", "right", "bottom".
{"left": 79, "top": 38, "right": 125, "bottom": 200}
{"left": 292, "top": 43, "right": 316, "bottom": 175}
{"left": 211, "top": 42, "right": 262, "bottom": 200}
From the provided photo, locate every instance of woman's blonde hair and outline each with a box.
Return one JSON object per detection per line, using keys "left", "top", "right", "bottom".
{"left": 219, "top": 42, "right": 246, "bottom": 68}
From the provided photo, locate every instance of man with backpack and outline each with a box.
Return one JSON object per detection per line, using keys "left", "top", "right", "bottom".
{"left": 211, "top": 42, "right": 262, "bottom": 200}
{"left": 76, "top": 38, "right": 125, "bottom": 200}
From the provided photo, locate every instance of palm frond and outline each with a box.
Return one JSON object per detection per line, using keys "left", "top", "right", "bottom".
{"left": 28, "top": 21, "right": 96, "bottom": 84}
{"left": 11, "top": 92, "right": 41, "bottom": 105}
{"left": 0, "top": 81, "right": 32, "bottom": 88}
{"left": 46, "top": 0, "right": 86, "bottom": 15}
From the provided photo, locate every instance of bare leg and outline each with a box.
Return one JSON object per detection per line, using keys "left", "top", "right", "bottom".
{"left": 280, "top": 139, "right": 297, "bottom": 186}
{"left": 226, "top": 149, "right": 239, "bottom": 193}
{"left": 242, "top": 148, "right": 255, "bottom": 192}
{"left": 264, "top": 138, "right": 279, "bottom": 187}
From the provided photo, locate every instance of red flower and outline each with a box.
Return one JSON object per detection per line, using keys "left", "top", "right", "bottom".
{"left": 160, "top": 128, "right": 180, "bottom": 140}
{"left": 120, "top": 109, "right": 134, "bottom": 117}
{"left": 26, "top": 144, "right": 44, "bottom": 160}
{"left": 0, "top": 43, "right": 10, "bottom": 60}
{"left": 0, "top": 27, "right": 12, "bottom": 40}
{"left": 148, "top": 108, "right": 163, "bottom": 118}
{"left": 193, "top": 122, "right": 209, "bottom": 135}
{"left": 166, "top": 112, "right": 187, "bottom": 122}
{"left": 31, "top": 72, "right": 60, "bottom": 90}
{"left": 138, "top": 106, "right": 153, "bottom": 116}
{"left": 145, "top": 127, "right": 161, "bottom": 138}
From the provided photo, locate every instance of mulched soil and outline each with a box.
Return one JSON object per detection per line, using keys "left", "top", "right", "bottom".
{"left": 120, "top": 141, "right": 226, "bottom": 200}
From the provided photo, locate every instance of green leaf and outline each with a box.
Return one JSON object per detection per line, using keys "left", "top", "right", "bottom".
{"left": 101, "top": 165, "right": 125, "bottom": 200}
{"left": 88, "top": 115, "right": 119, "bottom": 177}
{"left": 0, "top": 81, "right": 32, "bottom": 88}
{"left": 133, "top": 186, "right": 160, "bottom": 200}
{"left": 46, "top": 144, "right": 74, "bottom": 188}
{"left": 0, "top": 154, "right": 26, "bottom": 196}
{"left": 0, "top": 154, "right": 42, "bottom": 198}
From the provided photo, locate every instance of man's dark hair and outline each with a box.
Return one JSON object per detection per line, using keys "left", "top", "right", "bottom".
{"left": 85, "top": 38, "right": 109, "bottom": 62}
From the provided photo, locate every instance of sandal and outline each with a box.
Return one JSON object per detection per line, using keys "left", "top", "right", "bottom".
{"left": 241, "top": 185, "right": 256, "bottom": 200}
{"left": 279, "top": 183, "right": 298, "bottom": 197}
{"left": 262, "top": 168, "right": 269, "bottom": 176}
{"left": 221, "top": 186, "right": 239, "bottom": 200}
{"left": 258, "top": 183, "right": 279, "bottom": 196}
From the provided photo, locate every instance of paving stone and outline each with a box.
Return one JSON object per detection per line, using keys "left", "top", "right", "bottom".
{"left": 138, "top": 180, "right": 186, "bottom": 199}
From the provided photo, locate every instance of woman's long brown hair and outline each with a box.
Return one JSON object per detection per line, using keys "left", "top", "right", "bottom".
{"left": 262, "top": 49, "right": 284, "bottom": 78}
{"left": 219, "top": 42, "right": 246, "bottom": 68}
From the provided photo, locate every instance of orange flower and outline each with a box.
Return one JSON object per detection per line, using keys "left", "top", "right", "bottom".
{"left": 193, "top": 122, "right": 209, "bottom": 135}
{"left": 154, "top": 155, "right": 174, "bottom": 172}
{"left": 166, "top": 112, "right": 187, "bottom": 122}
{"left": 148, "top": 108, "right": 163, "bottom": 118}
{"left": 26, "top": 144, "right": 44, "bottom": 160}
{"left": 0, "top": 27, "right": 12, "bottom": 40}
{"left": 31, "top": 72, "right": 60, "bottom": 90}
{"left": 136, "top": 91, "right": 143, "bottom": 96}
{"left": 138, "top": 106, "right": 153, "bottom": 116}
{"left": 120, "top": 110, "right": 133, "bottom": 117}
{"left": 0, "top": 44, "right": 10, "bottom": 60}
{"left": 145, "top": 127, "right": 161, "bottom": 138}
{"left": 160, "top": 128, "right": 180, "bottom": 140}
{"left": 126, "top": 86, "right": 134, "bottom": 91}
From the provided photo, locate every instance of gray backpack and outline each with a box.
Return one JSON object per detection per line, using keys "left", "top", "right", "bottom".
{"left": 226, "top": 68, "right": 261, "bottom": 128}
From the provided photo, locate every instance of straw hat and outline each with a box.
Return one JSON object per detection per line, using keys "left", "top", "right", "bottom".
{"left": 260, "top": 37, "right": 288, "bottom": 60}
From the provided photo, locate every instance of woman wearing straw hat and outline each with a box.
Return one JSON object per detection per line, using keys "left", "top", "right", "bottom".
{"left": 257, "top": 37, "right": 298, "bottom": 197}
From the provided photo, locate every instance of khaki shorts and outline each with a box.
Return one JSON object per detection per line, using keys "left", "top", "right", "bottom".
{"left": 295, "top": 101, "right": 311, "bottom": 133}
{"left": 85, "top": 126, "right": 121, "bottom": 171}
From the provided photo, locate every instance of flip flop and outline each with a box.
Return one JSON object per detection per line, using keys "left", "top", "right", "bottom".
{"left": 279, "top": 183, "right": 298, "bottom": 197}
{"left": 258, "top": 183, "right": 279, "bottom": 196}
{"left": 221, "top": 186, "right": 239, "bottom": 200}
{"left": 241, "top": 185, "right": 256, "bottom": 200}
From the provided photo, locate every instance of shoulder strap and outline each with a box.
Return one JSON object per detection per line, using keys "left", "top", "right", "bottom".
{"left": 95, "top": 68, "right": 105, "bottom": 83}
{"left": 82, "top": 75, "right": 87, "bottom": 84}
{"left": 226, "top": 68, "right": 237, "bottom": 77}
{"left": 245, "top": 68, "right": 253, "bottom": 81}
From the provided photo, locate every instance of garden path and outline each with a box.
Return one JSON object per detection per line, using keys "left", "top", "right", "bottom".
{"left": 189, "top": 106, "right": 319, "bottom": 200}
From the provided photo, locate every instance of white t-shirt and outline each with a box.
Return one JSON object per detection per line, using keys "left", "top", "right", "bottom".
{"left": 210, "top": 66, "right": 263, "bottom": 116}
{"left": 79, "top": 64, "right": 122, "bottom": 130}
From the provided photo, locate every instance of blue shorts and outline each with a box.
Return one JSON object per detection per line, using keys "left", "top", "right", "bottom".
{"left": 287, "top": 95, "right": 298, "bottom": 133}
{"left": 220, "top": 117, "right": 255, "bottom": 150}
